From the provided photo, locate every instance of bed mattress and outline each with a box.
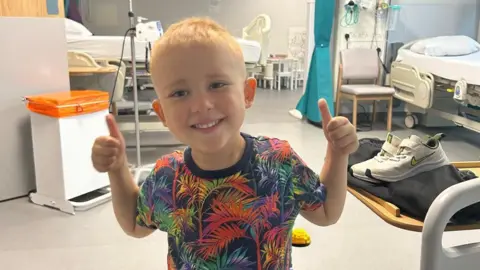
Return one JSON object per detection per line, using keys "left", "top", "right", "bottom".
{"left": 66, "top": 35, "right": 262, "bottom": 64}
{"left": 66, "top": 35, "right": 150, "bottom": 62}
{"left": 396, "top": 45, "right": 480, "bottom": 85}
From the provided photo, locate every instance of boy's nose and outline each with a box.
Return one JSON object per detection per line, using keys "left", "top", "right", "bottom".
{"left": 190, "top": 95, "right": 214, "bottom": 113}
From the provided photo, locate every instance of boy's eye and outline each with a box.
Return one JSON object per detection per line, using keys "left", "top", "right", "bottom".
{"left": 210, "top": 82, "right": 227, "bottom": 89}
{"left": 170, "top": 90, "right": 188, "bottom": 98}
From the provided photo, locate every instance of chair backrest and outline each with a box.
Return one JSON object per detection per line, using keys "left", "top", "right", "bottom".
{"left": 340, "top": 48, "right": 379, "bottom": 80}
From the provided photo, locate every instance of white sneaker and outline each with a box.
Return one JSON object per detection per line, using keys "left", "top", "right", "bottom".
{"left": 350, "top": 133, "right": 402, "bottom": 183}
{"left": 365, "top": 133, "right": 450, "bottom": 182}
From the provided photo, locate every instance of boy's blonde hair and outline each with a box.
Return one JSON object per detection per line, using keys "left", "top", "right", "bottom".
{"left": 151, "top": 17, "right": 245, "bottom": 66}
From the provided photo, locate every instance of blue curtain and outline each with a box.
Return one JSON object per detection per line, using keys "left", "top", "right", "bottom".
{"left": 295, "top": 0, "right": 335, "bottom": 123}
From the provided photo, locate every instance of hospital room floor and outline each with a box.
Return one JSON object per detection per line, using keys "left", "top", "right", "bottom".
{"left": 1, "top": 89, "right": 480, "bottom": 270}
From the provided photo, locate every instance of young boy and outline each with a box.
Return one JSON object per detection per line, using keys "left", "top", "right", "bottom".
{"left": 91, "top": 17, "right": 358, "bottom": 270}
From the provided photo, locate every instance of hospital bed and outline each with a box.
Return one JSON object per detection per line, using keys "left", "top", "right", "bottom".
{"left": 242, "top": 14, "right": 271, "bottom": 74}
{"left": 67, "top": 50, "right": 182, "bottom": 146}
{"left": 66, "top": 34, "right": 151, "bottom": 62}
{"left": 65, "top": 18, "right": 158, "bottom": 91}
{"left": 64, "top": 15, "right": 270, "bottom": 85}
{"left": 66, "top": 34, "right": 264, "bottom": 66}
{"left": 67, "top": 50, "right": 153, "bottom": 113}
{"left": 389, "top": 36, "right": 480, "bottom": 132}
{"left": 65, "top": 15, "right": 270, "bottom": 92}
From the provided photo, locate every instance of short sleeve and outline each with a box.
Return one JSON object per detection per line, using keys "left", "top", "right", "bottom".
{"left": 135, "top": 169, "right": 160, "bottom": 229}
{"left": 290, "top": 148, "right": 327, "bottom": 211}
{"left": 135, "top": 158, "right": 176, "bottom": 232}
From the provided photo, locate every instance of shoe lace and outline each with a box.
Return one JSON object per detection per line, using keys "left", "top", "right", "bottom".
{"left": 373, "top": 140, "right": 398, "bottom": 162}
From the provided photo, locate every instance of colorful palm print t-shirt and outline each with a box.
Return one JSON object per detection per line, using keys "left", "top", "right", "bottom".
{"left": 135, "top": 133, "right": 327, "bottom": 270}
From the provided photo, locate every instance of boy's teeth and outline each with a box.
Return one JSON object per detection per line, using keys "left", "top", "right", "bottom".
{"left": 195, "top": 120, "right": 219, "bottom": 129}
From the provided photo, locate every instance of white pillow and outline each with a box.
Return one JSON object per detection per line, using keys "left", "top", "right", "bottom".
{"left": 410, "top": 40, "right": 428, "bottom": 54}
{"left": 410, "top": 35, "right": 480, "bottom": 56}
{"left": 65, "top": 18, "right": 92, "bottom": 36}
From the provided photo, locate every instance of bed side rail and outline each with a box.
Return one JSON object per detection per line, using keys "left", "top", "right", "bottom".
{"left": 421, "top": 178, "right": 480, "bottom": 270}
{"left": 242, "top": 14, "right": 271, "bottom": 66}
{"left": 390, "top": 61, "right": 434, "bottom": 109}
{"left": 67, "top": 50, "right": 101, "bottom": 68}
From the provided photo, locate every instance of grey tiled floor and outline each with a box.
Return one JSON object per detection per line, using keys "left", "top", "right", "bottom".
{"left": 1, "top": 89, "right": 480, "bottom": 270}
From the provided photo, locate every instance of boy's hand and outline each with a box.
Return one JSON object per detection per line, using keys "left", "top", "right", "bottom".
{"left": 91, "top": 114, "right": 127, "bottom": 173}
{"left": 319, "top": 99, "right": 358, "bottom": 156}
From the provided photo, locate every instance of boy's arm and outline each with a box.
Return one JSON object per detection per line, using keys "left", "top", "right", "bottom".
{"left": 299, "top": 98, "right": 357, "bottom": 226}
{"left": 108, "top": 162, "right": 155, "bottom": 238}
{"left": 300, "top": 145, "right": 348, "bottom": 226}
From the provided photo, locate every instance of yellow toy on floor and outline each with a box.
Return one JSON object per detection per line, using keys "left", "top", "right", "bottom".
{"left": 292, "top": 228, "right": 311, "bottom": 247}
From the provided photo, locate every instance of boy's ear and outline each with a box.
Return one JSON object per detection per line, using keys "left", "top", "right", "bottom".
{"left": 152, "top": 99, "right": 168, "bottom": 127}
{"left": 244, "top": 77, "right": 257, "bottom": 109}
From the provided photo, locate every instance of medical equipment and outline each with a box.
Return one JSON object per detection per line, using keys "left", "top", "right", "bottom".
{"left": 136, "top": 17, "right": 163, "bottom": 42}
{"left": 387, "top": 5, "right": 401, "bottom": 31}
{"left": 454, "top": 79, "right": 468, "bottom": 105}
{"left": 127, "top": 0, "right": 142, "bottom": 167}
{"left": 344, "top": 0, "right": 377, "bottom": 10}
{"left": 242, "top": 14, "right": 271, "bottom": 67}
{"left": 341, "top": 1, "right": 360, "bottom": 27}
{"left": 132, "top": 17, "right": 162, "bottom": 90}
{"left": 390, "top": 37, "right": 480, "bottom": 132}
{"left": 375, "top": 1, "right": 389, "bottom": 19}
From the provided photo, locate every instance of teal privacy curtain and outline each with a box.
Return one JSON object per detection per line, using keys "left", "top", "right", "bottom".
{"left": 64, "top": 0, "right": 70, "bottom": 14}
{"left": 295, "top": 0, "right": 336, "bottom": 124}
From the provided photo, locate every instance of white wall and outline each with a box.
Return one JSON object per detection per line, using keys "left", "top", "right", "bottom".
{"left": 80, "top": 0, "right": 307, "bottom": 54}
{"left": 389, "top": 0, "right": 479, "bottom": 44}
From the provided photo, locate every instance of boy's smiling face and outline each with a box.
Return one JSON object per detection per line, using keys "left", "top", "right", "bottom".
{"left": 151, "top": 41, "right": 256, "bottom": 154}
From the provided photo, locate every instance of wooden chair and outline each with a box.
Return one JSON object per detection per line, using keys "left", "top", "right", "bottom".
{"left": 335, "top": 48, "right": 394, "bottom": 131}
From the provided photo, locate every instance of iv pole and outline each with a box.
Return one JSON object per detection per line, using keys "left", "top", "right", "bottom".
{"left": 128, "top": 0, "right": 142, "bottom": 167}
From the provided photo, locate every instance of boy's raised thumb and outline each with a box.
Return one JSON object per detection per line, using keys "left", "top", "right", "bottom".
{"left": 106, "top": 114, "right": 122, "bottom": 140}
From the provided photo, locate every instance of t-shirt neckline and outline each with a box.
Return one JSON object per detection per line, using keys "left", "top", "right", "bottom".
{"left": 184, "top": 133, "right": 254, "bottom": 179}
